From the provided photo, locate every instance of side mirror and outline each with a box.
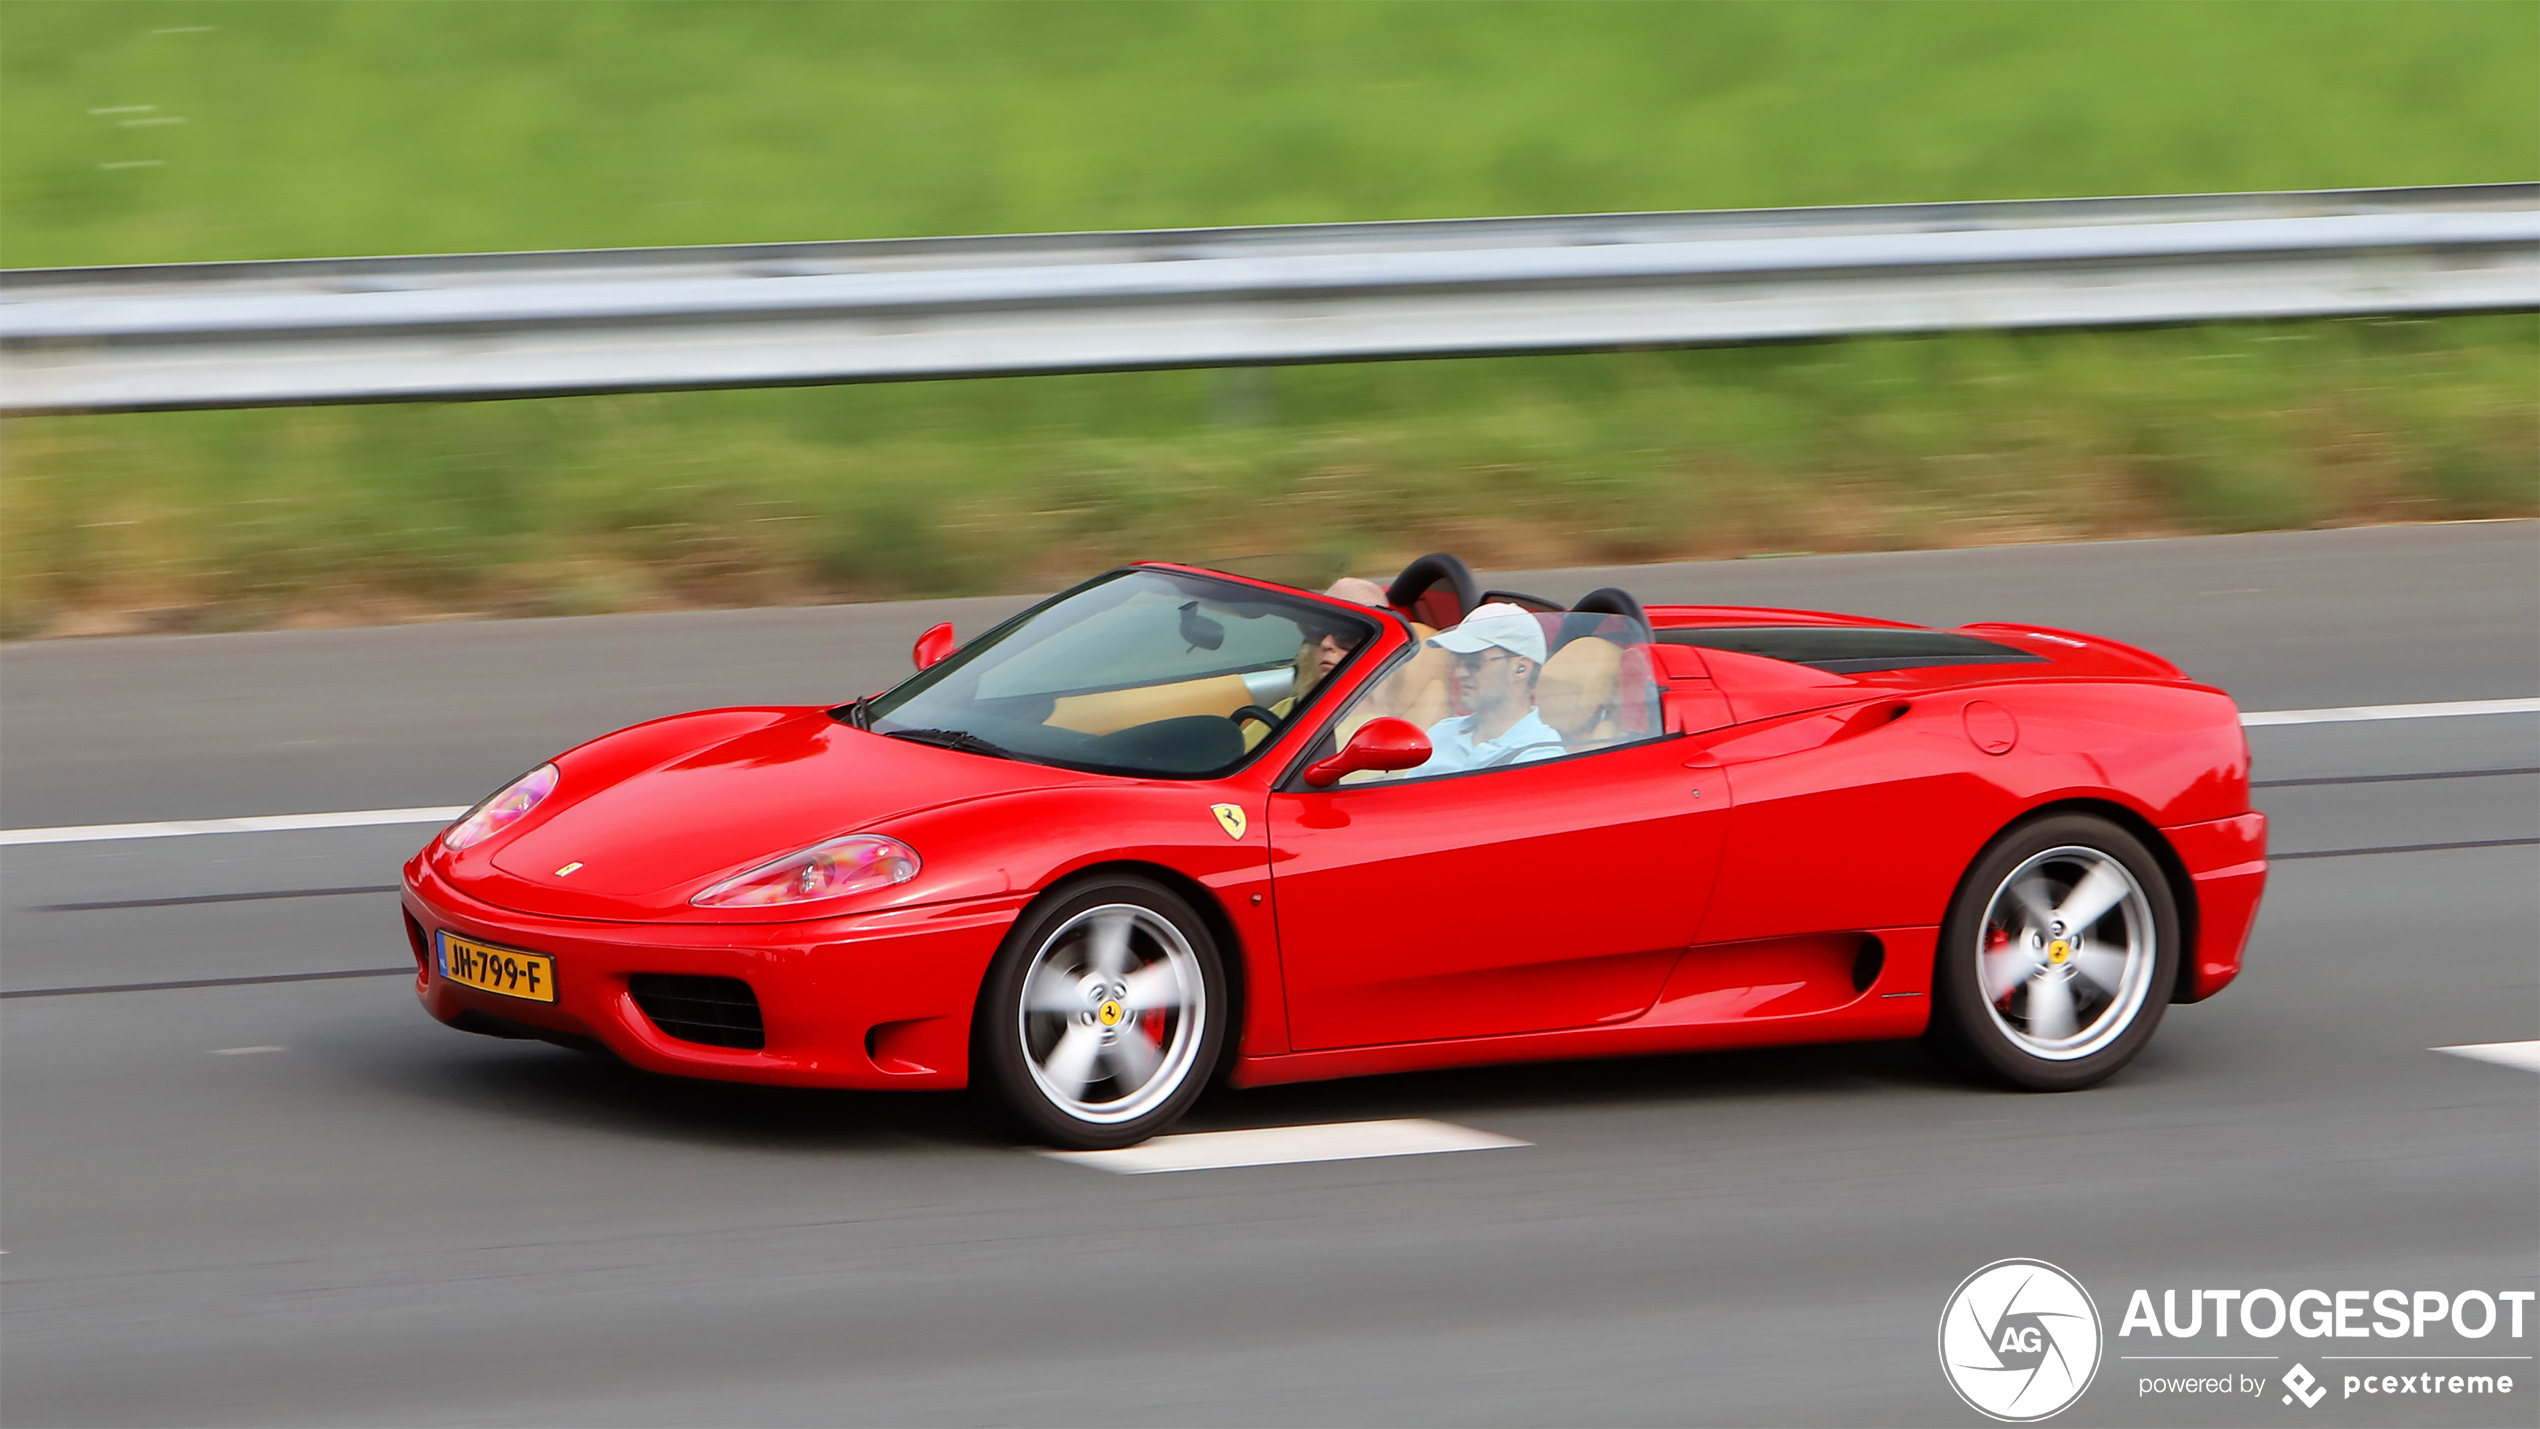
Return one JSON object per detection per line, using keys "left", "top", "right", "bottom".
{"left": 912, "top": 622, "right": 957, "bottom": 670}
{"left": 1303, "top": 717, "right": 1431, "bottom": 788}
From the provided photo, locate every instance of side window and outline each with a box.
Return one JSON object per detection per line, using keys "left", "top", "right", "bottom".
{"left": 1316, "top": 612, "right": 1665, "bottom": 784}
{"left": 1539, "top": 613, "right": 1663, "bottom": 750}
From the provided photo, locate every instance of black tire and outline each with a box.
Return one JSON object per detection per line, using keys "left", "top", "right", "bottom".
{"left": 1928, "top": 813, "right": 2180, "bottom": 1091}
{"left": 975, "top": 875, "right": 1230, "bottom": 1149}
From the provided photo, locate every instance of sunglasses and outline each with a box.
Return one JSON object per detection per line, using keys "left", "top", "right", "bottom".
{"left": 1450, "top": 649, "right": 1520, "bottom": 671}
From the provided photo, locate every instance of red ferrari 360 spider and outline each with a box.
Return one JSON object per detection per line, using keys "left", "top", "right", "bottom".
{"left": 403, "top": 554, "right": 2268, "bottom": 1147}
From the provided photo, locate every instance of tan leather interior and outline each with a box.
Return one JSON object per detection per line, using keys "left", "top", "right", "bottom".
{"left": 1335, "top": 622, "right": 1448, "bottom": 749}
{"left": 1539, "top": 636, "right": 1624, "bottom": 745}
{"left": 1046, "top": 672, "right": 1253, "bottom": 735}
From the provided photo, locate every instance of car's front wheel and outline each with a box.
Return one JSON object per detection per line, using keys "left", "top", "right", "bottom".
{"left": 977, "top": 876, "right": 1228, "bottom": 1148}
{"left": 1929, "top": 813, "right": 2180, "bottom": 1091}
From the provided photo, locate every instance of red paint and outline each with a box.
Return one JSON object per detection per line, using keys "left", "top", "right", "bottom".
{"left": 2165, "top": 810, "right": 2269, "bottom": 1001}
{"left": 1963, "top": 700, "right": 2019, "bottom": 755}
{"left": 911, "top": 621, "right": 958, "bottom": 670}
{"left": 1303, "top": 717, "right": 1431, "bottom": 787}
{"left": 1267, "top": 736, "right": 1728, "bottom": 1048}
{"left": 403, "top": 563, "right": 2262, "bottom": 1095}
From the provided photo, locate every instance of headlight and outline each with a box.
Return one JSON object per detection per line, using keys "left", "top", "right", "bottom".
{"left": 442, "top": 765, "right": 558, "bottom": 852}
{"left": 691, "top": 834, "right": 920, "bottom": 909}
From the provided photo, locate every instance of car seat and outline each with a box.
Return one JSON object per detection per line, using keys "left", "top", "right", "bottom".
{"left": 1334, "top": 621, "right": 1450, "bottom": 751}
{"left": 1570, "top": 586, "right": 1648, "bottom": 632}
{"left": 1539, "top": 634, "right": 1622, "bottom": 746}
{"left": 1386, "top": 553, "right": 1482, "bottom": 632}
{"left": 1538, "top": 604, "right": 1659, "bottom": 750}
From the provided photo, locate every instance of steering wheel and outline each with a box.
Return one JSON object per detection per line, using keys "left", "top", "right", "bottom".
{"left": 1229, "top": 705, "right": 1282, "bottom": 730}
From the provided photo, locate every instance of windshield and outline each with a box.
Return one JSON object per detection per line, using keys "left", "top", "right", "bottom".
{"left": 862, "top": 569, "right": 1386, "bottom": 778}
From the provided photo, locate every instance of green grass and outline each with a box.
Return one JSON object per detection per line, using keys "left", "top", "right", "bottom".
{"left": 1, "top": 2, "right": 2534, "bottom": 632}
{"left": 8, "top": 316, "right": 2532, "bottom": 635}
{"left": 6, "top": 1, "right": 2532, "bottom": 262}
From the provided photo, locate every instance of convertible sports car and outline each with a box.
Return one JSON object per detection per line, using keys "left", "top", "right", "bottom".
{"left": 402, "top": 553, "right": 2268, "bottom": 1147}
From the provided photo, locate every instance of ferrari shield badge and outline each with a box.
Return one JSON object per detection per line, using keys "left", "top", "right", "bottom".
{"left": 1210, "top": 804, "right": 1248, "bottom": 840}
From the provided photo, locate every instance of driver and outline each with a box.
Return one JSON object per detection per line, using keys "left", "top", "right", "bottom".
{"left": 1421, "top": 602, "right": 1565, "bottom": 774}
{"left": 1299, "top": 577, "right": 1390, "bottom": 691}
{"left": 1243, "top": 577, "right": 1389, "bottom": 751}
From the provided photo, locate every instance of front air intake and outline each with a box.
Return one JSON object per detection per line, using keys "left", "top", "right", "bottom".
{"left": 627, "top": 974, "right": 765, "bottom": 1050}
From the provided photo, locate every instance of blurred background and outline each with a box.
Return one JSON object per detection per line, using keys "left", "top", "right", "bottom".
{"left": 2, "top": 0, "right": 2533, "bottom": 638}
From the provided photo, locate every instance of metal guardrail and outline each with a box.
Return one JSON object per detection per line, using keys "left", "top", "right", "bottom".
{"left": 4, "top": 185, "right": 2533, "bottom": 414}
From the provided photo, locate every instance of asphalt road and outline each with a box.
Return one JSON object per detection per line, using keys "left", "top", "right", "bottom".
{"left": 3, "top": 523, "right": 2535, "bottom": 1427}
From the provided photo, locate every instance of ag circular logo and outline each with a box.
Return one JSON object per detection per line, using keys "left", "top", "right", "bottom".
{"left": 1938, "top": 1258, "right": 2102, "bottom": 1421}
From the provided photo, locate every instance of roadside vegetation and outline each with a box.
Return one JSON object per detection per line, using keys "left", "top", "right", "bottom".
{"left": 2, "top": 1, "right": 2533, "bottom": 634}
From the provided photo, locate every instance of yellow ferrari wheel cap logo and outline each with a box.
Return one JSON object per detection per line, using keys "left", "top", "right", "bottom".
{"left": 2047, "top": 939, "right": 2071, "bottom": 964}
{"left": 1096, "top": 1000, "right": 1125, "bottom": 1028}
{"left": 1210, "top": 804, "right": 1248, "bottom": 840}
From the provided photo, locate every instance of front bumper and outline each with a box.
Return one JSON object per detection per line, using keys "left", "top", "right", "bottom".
{"left": 2165, "top": 810, "right": 2268, "bottom": 1002}
{"left": 402, "top": 858, "right": 1024, "bottom": 1088}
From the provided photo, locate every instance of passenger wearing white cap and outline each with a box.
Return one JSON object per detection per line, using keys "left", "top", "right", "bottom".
{"left": 1419, "top": 601, "right": 1567, "bottom": 774}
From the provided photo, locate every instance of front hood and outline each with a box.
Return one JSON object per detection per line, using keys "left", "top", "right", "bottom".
{"left": 461, "top": 712, "right": 1090, "bottom": 919}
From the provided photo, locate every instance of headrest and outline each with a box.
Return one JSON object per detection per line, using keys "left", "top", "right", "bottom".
{"left": 1387, "top": 552, "right": 1482, "bottom": 629}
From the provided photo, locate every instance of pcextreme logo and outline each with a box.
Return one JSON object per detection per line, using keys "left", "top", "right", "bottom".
{"left": 1939, "top": 1259, "right": 2103, "bottom": 1422}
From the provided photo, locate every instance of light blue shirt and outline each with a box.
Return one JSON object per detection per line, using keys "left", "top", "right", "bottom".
{"left": 1420, "top": 706, "right": 1566, "bottom": 775}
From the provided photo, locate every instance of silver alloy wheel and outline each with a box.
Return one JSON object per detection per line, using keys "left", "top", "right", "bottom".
{"left": 1017, "top": 902, "right": 1206, "bottom": 1125}
{"left": 1975, "top": 845, "right": 2158, "bottom": 1061}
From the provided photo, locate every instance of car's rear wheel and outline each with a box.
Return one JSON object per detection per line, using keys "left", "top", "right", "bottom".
{"left": 1929, "top": 813, "right": 2179, "bottom": 1091}
{"left": 977, "top": 876, "right": 1227, "bottom": 1149}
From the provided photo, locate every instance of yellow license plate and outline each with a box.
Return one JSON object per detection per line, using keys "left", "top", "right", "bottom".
{"left": 437, "top": 932, "right": 557, "bottom": 1003}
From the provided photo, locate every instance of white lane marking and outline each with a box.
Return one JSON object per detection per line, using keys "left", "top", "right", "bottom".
{"left": 1, "top": 699, "right": 2530, "bottom": 847}
{"left": 2242, "top": 697, "right": 2540, "bottom": 727}
{"left": 0, "top": 806, "right": 466, "bottom": 847}
{"left": 2434, "top": 1040, "right": 2540, "bottom": 1073}
{"left": 212, "top": 1045, "right": 287, "bottom": 1056}
{"left": 1039, "top": 1118, "right": 1529, "bottom": 1175}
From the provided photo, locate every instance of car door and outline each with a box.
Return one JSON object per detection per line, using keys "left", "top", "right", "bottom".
{"left": 1264, "top": 646, "right": 1728, "bottom": 1050}
{"left": 1691, "top": 693, "right": 2021, "bottom": 945}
